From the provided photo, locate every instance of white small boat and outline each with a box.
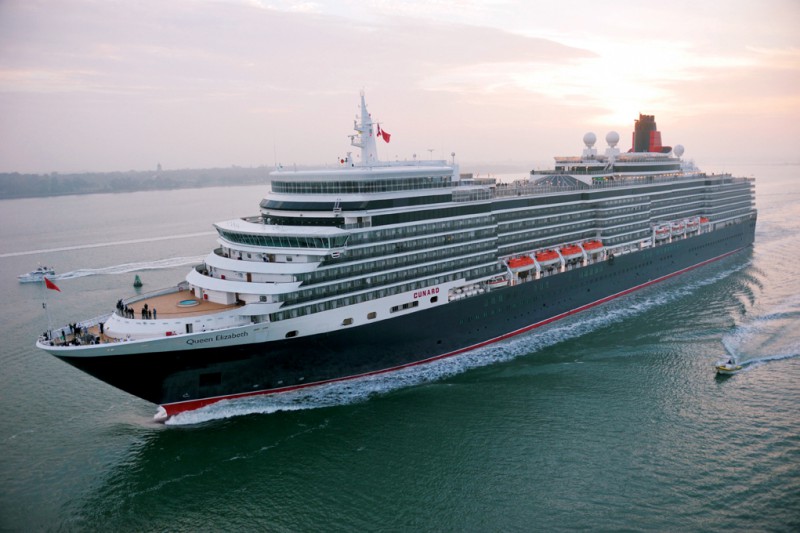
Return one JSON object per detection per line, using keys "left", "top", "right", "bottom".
{"left": 715, "top": 359, "right": 743, "bottom": 375}
{"left": 18, "top": 265, "right": 55, "bottom": 283}
{"left": 487, "top": 277, "right": 509, "bottom": 289}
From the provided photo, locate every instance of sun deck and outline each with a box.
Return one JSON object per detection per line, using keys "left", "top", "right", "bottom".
{"left": 122, "top": 289, "right": 238, "bottom": 319}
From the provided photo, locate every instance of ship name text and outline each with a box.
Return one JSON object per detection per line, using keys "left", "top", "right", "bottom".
{"left": 186, "top": 331, "right": 249, "bottom": 346}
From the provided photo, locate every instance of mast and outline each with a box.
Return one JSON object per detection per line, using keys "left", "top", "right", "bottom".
{"left": 41, "top": 278, "right": 53, "bottom": 338}
{"left": 349, "top": 91, "right": 379, "bottom": 166}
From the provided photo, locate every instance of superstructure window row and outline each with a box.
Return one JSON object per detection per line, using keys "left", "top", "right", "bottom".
{"left": 372, "top": 203, "right": 490, "bottom": 227}
{"left": 217, "top": 229, "right": 348, "bottom": 249}
{"left": 261, "top": 194, "right": 452, "bottom": 212}
{"left": 494, "top": 196, "right": 648, "bottom": 224}
{"left": 600, "top": 222, "right": 650, "bottom": 238}
{"left": 498, "top": 210, "right": 594, "bottom": 230}
{"left": 270, "top": 263, "right": 502, "bottom": 322}
{"left": 271, "top": 175, "right": 452, "bottom": 195}
{"left": 343, "top": 229, "right": 496, "bottom": 263}
{"left": 498, "top": 221, "right": 595, "bottom": 244}
{"left": 304, "top": 240, "right": 497, "bottom": 286}
{"left": 283, "top": 252, "right": 498, "bottom": 306}
{"left": 603, "top": 230, "right": 652, "bottom": 247}
{"left": 346, "top": 215, "right": 493, "bottom": 246}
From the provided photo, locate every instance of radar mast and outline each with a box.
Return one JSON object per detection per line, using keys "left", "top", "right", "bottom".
{"left": 349, "top": 92, "right": 379, "bottom": 166}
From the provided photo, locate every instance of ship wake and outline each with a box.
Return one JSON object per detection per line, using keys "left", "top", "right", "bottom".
{"left": 51, "top": 256, "right": 205, "bottom": 280}
{"left": 721, "top": 292, "right": 800, "bottom": 369}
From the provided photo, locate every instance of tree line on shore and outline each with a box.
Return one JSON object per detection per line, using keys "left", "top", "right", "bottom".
{"left": 0, "top": 166, "right": 273, "bottom": 199}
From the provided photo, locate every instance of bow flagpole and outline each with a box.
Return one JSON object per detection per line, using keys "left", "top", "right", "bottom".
{"left": 43, "top": 277, "right": 60, "bottom": 338}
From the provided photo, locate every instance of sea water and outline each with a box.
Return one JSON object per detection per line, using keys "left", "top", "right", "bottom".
{"left": 0, "top": 165, "right": 798, "bottom": 531}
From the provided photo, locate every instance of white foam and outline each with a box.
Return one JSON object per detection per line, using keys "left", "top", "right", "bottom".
{"left": 720, "top": 283, "right": 800, "bottom": 370}
{"left": 0, "top": 231, "right": 215, "bottom": 258}
{"left": 52, "top": 256, "right": 205, "bottom": 280}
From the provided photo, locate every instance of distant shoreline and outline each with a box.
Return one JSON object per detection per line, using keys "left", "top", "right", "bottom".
{"left": 0, "top": 163, "right": 534, "bottom": 200}
{"left": 0, "top": 166, "right": 274, "bottom": 200}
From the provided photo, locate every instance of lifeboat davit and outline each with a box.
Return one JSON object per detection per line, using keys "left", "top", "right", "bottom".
{"left": 507, "top": 256, "right": 535, "bottom": 270}
{"left": 535, "top": 250, "right": 560, "bottom": 265}
{"left": 686, "top": 218, "right": 699, "bottom": 232}
{"left": 654, "top": 224, "right": 670, "bottom": 240}
{"left": 671, "top": 222, "right": 685, "bottom": 235}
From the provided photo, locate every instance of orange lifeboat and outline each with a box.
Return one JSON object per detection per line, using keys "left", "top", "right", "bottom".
{"left": 700, "top": 217, "right": 710, "bottom": 224}
{"left": 560, "top": 245, "right": 583, "bottom": 260}
{"left": 655, "top": 224, "right": 670, "bottom": 240}
{"left": 583, "top": 240, "right": 603, "bottom": 253}
{"left": 535, "top": 250, "right": 560, "bottom": 264}
{"left": 507, "top": 256, "right": 534, "bottom": 269}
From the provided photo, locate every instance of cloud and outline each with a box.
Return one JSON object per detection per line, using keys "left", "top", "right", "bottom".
{"left": 0, "top": 0, "right": 798, "bottom": 172}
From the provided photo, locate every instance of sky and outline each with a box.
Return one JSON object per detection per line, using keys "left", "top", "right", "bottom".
{"left": 0, "top": 0, "right": 798, "bottom": 174}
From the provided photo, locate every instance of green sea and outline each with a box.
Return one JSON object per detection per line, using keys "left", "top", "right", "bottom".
{"left": 1, "top": 164, "right": 798, "bottom": 531}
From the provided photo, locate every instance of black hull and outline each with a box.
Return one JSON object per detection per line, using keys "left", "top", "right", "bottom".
{"left": 57, "top": 219, "right": 756, "bottom": 413}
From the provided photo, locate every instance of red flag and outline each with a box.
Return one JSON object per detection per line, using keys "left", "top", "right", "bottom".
{"left": 44, "top": 277, "right": 60, "bottom": 292}
{"left": 376, "top": 125, "right": 391, "bottom": 143}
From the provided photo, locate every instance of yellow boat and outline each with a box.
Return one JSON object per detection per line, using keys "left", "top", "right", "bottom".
{"left": 715, "top": 360, "right": 743, "bottom": 375}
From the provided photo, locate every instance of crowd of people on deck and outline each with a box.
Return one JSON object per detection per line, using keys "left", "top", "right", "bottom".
{"left": 42, "top": 298, "right": 166, "bottom": 347}
{"left": 116, "top": 299, "right": 156, "bottom": 320}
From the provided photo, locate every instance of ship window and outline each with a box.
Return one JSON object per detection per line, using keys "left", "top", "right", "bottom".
{"left": 285, "top": 330, "right": 298, "bottom": 338}
{"left": 367, "top": 312, "right": 377, "bottom": 319}
{"left": 391, "top": 301, "right": 419, "bottom": 313}
{"left": 430, "top": 296, "right": 438, "bottom": 303}
{"left": 342, "top": 318, "right": 354, "bottom": 326}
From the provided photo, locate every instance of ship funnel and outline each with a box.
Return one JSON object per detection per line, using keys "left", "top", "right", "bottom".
{"left": 631, "top": 114, "right": 672, "bottom": 153}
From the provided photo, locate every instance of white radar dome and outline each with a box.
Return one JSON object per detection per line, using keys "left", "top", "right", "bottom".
{"left": 673, "top": 144, "right": 685, "bottom": 157}
{"left": 583, "top": 132, "right": 597, "bottom": 147}
{"left": 605, "top": 131, "right": 620, "bottom": 147}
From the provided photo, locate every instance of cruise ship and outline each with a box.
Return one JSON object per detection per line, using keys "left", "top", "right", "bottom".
{"left": 37, "top": 95, "right": 757, "bottom": 421}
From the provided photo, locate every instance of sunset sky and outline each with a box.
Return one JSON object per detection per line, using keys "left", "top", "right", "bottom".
{"left": 1, "top": 0, "right": 798, "bottom": 173}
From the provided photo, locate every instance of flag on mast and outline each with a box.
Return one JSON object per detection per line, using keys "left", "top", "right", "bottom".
{"left": 44, "top": 277, "right": 60, "bottom": 292}
{"left": 377, "top": 124, "right": 391, "bottom": 143}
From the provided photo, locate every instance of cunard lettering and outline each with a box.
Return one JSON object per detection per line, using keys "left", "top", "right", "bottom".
{"left": 413, "top": 287, "right": 439, "bottom": 299}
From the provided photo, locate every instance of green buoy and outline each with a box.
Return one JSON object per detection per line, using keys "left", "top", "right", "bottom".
{"left": 133, "top": 275, "right": 143, "bottom": 288}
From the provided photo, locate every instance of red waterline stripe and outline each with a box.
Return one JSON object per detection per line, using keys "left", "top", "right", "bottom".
{"left": 162, "top": 247, "right": 746, "bottom": 418}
